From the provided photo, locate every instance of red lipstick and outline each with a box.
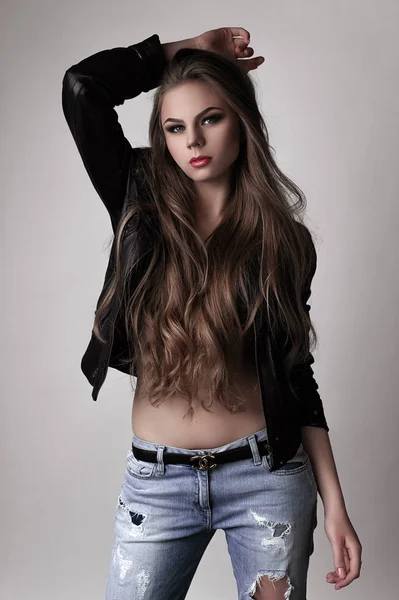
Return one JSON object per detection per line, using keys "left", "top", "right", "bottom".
{"left": 189, "top": 156, "right": 212, "bottom": 167}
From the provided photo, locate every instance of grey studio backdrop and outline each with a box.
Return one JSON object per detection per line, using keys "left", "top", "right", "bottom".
{"left": 2, "top": 1, "right": 398, "bottom": 598}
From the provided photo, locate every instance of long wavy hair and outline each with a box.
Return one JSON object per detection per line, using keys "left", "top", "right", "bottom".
{"left": 92, "top": 47, "right": 319, "bottom": 419}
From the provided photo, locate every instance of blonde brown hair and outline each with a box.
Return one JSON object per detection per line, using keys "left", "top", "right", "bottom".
{"left": 93, "top": 47, "right": 318, "bottom": 419}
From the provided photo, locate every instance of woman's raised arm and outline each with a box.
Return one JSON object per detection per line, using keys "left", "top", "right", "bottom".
{"left": 61, "top": 33, "right": 167, "bottom": 232}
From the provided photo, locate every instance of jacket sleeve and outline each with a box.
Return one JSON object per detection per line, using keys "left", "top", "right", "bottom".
{"left": 61, "top": 33, "right": 166, "bottom": 233}
{"left": 291, "top": 228, "right": 330, "bottom": 431}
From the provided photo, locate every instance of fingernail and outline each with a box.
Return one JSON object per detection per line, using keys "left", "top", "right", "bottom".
{"left": 338, "top": 568, "right": 346, "bottom": 578}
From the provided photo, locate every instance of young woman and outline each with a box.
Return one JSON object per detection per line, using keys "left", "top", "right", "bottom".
{"left": 62, "top": 26, "right": 362, "bottom": 600}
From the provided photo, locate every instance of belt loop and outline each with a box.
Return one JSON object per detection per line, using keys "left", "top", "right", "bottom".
{"left": 248, "top": 434, "right": 262, "bottom": 465}
{"left": 156, "top": 445, "right": 165, "bottom": 475}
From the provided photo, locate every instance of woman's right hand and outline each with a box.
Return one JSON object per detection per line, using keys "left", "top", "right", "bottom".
{"left": 194, "top": 27, "right": 265, "bottom": 72}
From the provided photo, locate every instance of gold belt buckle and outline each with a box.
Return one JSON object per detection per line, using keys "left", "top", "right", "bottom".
{"left": 190, "top": 453, "right": 217, "bottom": 470}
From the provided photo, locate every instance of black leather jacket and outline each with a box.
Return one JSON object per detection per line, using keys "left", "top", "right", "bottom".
{"left": 61, "top": 33, "right": 329, "bottom": 472}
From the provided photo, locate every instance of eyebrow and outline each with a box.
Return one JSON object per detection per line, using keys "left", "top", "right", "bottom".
{"left": 163, "top": 106, "right": 224, "bottom": 125}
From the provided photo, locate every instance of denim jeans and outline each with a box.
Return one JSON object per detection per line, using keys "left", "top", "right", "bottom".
{"left": 105, "top": 426, "right": 318, "bottom": 600}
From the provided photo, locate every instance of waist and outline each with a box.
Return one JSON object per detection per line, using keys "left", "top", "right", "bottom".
{"left": 132, "top": 377, "right": 266, "bottom": 449}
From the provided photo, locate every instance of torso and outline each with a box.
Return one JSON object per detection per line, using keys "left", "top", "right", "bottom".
{"left": 131, "top": 220, "right": 266, "bottom": 449}
{"left": 131, "top": 325, "right": 266, "bottom": 449}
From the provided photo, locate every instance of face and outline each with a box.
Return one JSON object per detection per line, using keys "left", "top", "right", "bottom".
{"left": 161, "top": 80, "right": 241, "bottom": 185}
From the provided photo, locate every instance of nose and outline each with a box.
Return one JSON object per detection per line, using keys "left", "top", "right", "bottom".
{"left": 186, "top": 128, "right": 205, "bottom": 150}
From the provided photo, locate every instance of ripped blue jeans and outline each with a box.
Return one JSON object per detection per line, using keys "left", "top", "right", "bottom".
{"left": 105, "top": 426, "right": 318, "bottom": 599}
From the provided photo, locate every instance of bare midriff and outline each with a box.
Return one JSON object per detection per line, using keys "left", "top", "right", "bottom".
{"left": 131, "top": 329, "right": 267, "bottom": 449}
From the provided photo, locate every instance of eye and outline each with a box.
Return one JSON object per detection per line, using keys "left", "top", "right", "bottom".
{"left": 166, "top": 114, "right": 223, "bottom": 134}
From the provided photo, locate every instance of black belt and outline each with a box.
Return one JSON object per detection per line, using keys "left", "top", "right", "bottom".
{"left": 132, "top": 439, "right": 271, "bottom": 471}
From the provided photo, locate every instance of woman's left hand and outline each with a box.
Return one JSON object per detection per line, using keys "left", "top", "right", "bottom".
{"left": 194, "top": 27, "right": 265, "bottom": 73}
{"left": 324, "top": 509, "right": 363, "bottom": 590}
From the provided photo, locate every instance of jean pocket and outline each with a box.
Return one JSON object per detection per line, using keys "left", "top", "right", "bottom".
{"left": 269, "top": 443, "right": 310, "bottom": 475}
{"left": 126, "top": 449, "right": 156, "bottom": 479}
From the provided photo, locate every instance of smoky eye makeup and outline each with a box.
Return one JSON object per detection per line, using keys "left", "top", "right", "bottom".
{"left": 165, "top": 113, "right": 224, "bottom": 134}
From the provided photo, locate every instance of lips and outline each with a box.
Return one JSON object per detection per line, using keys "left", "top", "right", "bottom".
{"left": 190, "top": 155, "right": 212, "bottom": 164}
